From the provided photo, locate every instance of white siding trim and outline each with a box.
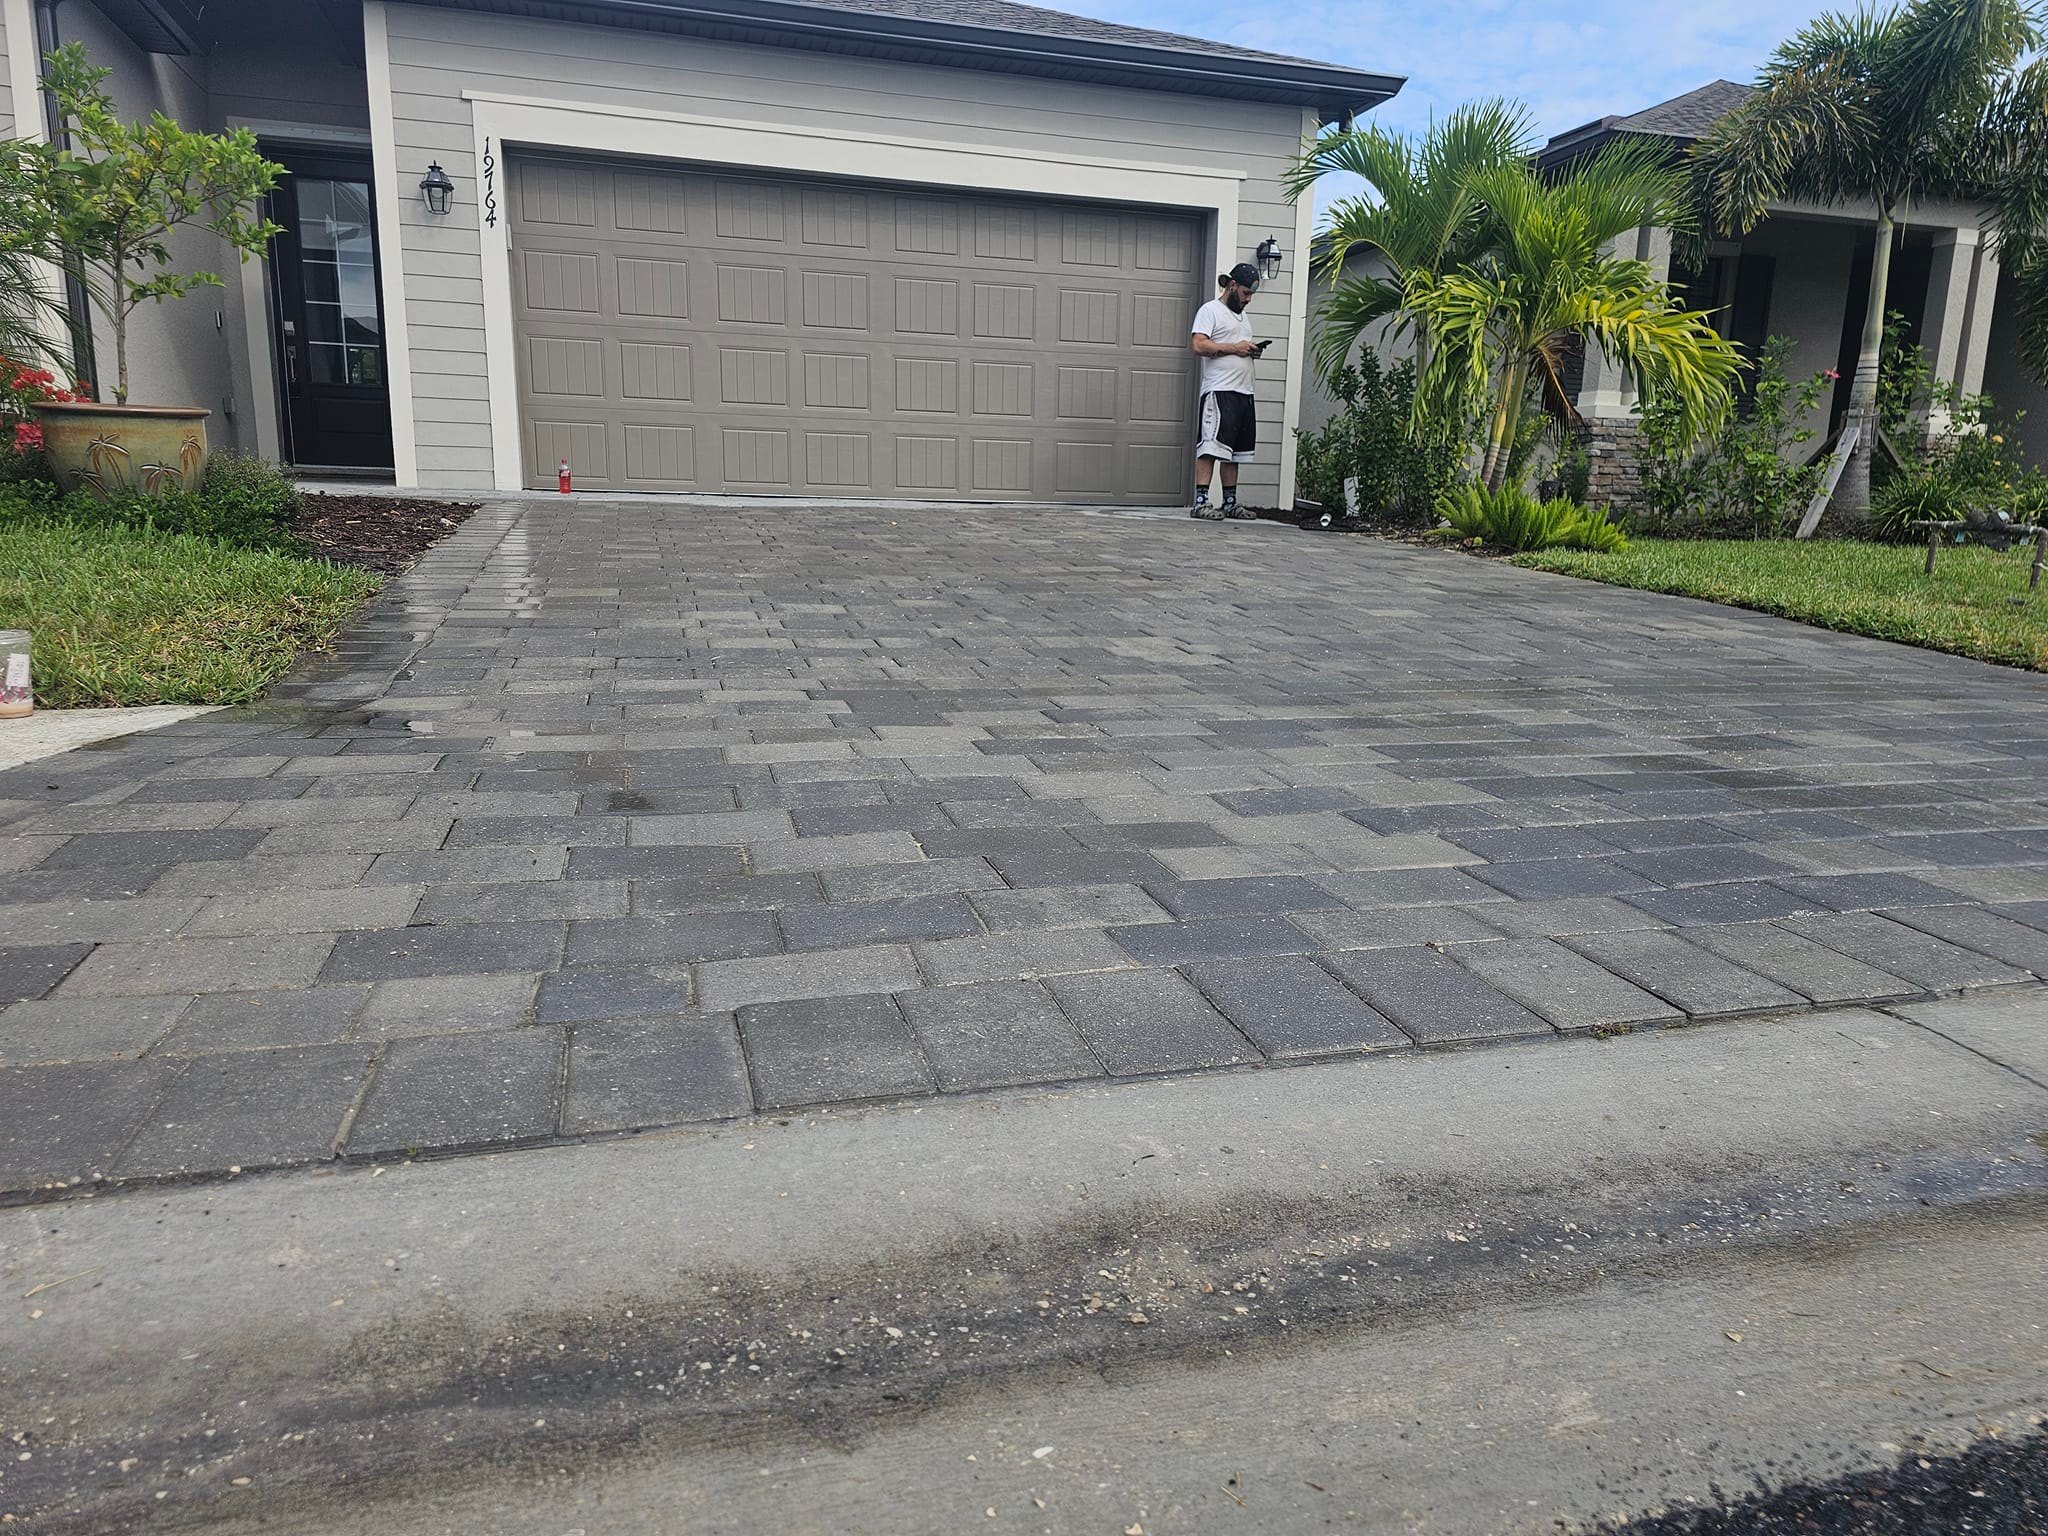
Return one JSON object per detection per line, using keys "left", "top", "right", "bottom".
{"left": 1276, "top": 109, "right": 1317, "bottom": 507}
{"left": 464, "top": 91, "right": 1247, "bottom": 493}
{"left": 4, "top": 0, "right": 41, "bottom": 142}
{"left": 363, "top": 1, "right": 420, "bottom": 485}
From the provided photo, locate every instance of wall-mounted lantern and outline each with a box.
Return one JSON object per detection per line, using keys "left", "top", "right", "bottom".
{"left": 1255, "top": 237, "right": 1283, "bottom": 283}
{"left": 419, "top": 162, "right": 455, "bottom": 216}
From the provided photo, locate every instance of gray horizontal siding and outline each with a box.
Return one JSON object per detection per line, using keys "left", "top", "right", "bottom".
{"left": 383, "top": 1, "right": 1309, "bottom": 496}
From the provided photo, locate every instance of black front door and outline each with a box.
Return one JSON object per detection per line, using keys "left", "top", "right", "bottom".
{"left": 266, "top": 149, "right": 393, "bottom": 470}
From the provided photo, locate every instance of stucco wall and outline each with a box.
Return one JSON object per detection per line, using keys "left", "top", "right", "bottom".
{"left": 375, "top": 0, "right": 1315, "bottom": 496}
{"left": 1980, "top": 266, "right": 2048, "bottom": 469}
{"left": 1299, "top": 250, "right": 1412, "bottom": 436}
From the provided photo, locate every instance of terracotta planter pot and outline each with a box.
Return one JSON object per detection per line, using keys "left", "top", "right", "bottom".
{"left": 32, "top": 402, "right": 211, "bottom": 499}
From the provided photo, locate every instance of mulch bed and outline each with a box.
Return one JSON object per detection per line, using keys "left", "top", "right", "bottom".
{"left": 294, "top": 494, "right": 481, "bottom": 574}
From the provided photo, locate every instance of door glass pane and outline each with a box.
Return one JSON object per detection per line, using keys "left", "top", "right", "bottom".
{"left": 296, "top": 177, "right": 381, "bottom": 385}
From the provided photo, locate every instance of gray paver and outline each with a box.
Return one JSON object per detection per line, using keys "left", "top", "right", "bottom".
{"left": 346, "top": 1026, "right": 565, "bottom": 1157}
{"left": 1045, "top": 969, "right": 1257, "bottom": 1075}
{"left": 1288, "top": 905, "right": 1504, "bottom": 951}
{"left": 897, "top": 981, "right": 1103, "bottom": 1090}
{"left": 912, "top": 928, "right": 1134, "bottom": 986}
{"left": 161, "top": 986, "right": 369, "bottom": 1053}
{"left": 563, "top": 1016, "right": 752, "bottom": 1132}
{"left": 817, "top": 857, "right": 1006, "bottom": 901}
{"left": 365, "top": 846, "right": 569, "bottom": 886}
{"left": 1622, "top": 881, "right": 1821, "bottom": 927}
{"left": 182, "top": 886, "right": 424, "bottom": 937}
{"left": 353, "top": 973, "right": 539, "bottom": 1038}
{"left": 1182, "top": 954, "right": 1406, "bottom": 1058}
{"left": 969, "top": 883, "right": 1172, "bottom": 932}
{"left": 1318, "top": 947, "right": 1553, "bottom": 1045}
{"left": 1684, "top": 922, "right": 1919, "bottom": 1004}
{"left": 0, "top": 996, "right": 190, "bottom": 1063}
{"left": 1466, "top": 859, "right": 1660, "bottom": 901}
{"left": 0, "top": 897, "right": 204, "bottom": 946}
{"left": 1771, "top": 873, "right": 1974, "bottom": 912}
{"left": 1560, "top": 928, "right": 1805, "bottom": 1016}
{"left": 1146, "top": 875, "right": 1337, "bottom": 920}
{"left": 1312, "top": 868, "right": 1510, "bottom": 909}
{"left": 752, "top": 831, "right": 929, "bottom": 872}
{"left": 57, "top": 934, "right": 337, "bottom": 998}
{"left": 148, "top": 854, "right": 376, "bottom": 896}
{"left": 411, "top": 880, "right": 630, "bottom": 925}
{"left": 1880, "top": 905, "right": 2048, "bottom": 974}
{"left": 697, "top": 944, "right": 922, "bottom": 1011}
{"left": 1448, "top": 938, "right": 1683, "bottom": 1031}
{"left": 564, "top": 913, "right": 783, "bottom": 966}
{"left": 116, "top": 1043, "right": 372, "bottom": 1177}
{"left": 738, "top": 993, "right": 933, "bottom": 1107}
{"left": 1776, "top": 911, "right": 2031, "bottom": 992}
{"left": 0, "top": 1058, "right": 182, "bottom": 1188}
{"left": 1467, "top": 897, "right": 1671, "bottom": 938}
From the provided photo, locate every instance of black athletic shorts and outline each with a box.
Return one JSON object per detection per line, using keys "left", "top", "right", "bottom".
{"left": 1197, "top": 390, "right": 1256, "bottom": 463}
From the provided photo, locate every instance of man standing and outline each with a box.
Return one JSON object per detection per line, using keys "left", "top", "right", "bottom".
{"left": 1189, "top": 261, "right": 1266, "bottom": 520}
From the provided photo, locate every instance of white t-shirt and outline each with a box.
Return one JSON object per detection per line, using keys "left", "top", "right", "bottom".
{"left": 1191, "top": 299, "right": 1257, "bottom": 395}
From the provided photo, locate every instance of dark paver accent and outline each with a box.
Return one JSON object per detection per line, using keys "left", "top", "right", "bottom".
{"left": 536, "top": 966, "right": 694, "bottom": 1024}
{"left": 738, "top": 993, "right": 933, "bottom": 1108}
{"left": 1467, "top": 897, "right": 1671, "bottom": 938}
{"left": 1561, "top": 928, "right": 1805, "bottom": 1016}
{"left": 345, "top": 1026, "right": 565, "bottom": 1158}
{"left": 116, "top": 1043, "right": 372, "bottom": 1176}
{"left": 1588, "top": 820, "right": 1752, "bottom": 853}
{"left": 1444, "top": 827, "right": 1619, "bottom": 862}
{"left": 988, "top": 849, "right": 1176, "bottom": 889}
{"left": 562, "top": 1016, "right": 752, "bottom": 1132}
{"left": 779, "top": 894, "right": 984, "bottom": 952}
{"left": 1317, "top": 947, "right": 1552, "bottom": 1046}
{"left": 1466, "top": 858, "right": 1660, "bottom": 901}
{"left": 0, "top": 1058, "right": 182, "bottom": 1187}
{"left": 1683, "top": 922, "right": 1919, "bottom": 1004}
{"left": 1108, "top": 916, "right": 1312, "bottom": 967}
{"left": 412, "top": 881, "right": 628, "bottom": 925}
{"left": 1776, "top": 911, "right": 2032, "bottom": 992}
{"left": 1045, "top": 969, "right": 1258, "bottom": 1075}
{"left": 0, "top": 943, "right": 94, "bottom": 1004}
{"left": 41, "top": 829, "right": 268, "bottom": 868}
{"left": 321, "top": 922, "right": 565, "bottom": 983}
{"left": 1181, "top": 954, "right": 1405, "bottom": 1058}
{"left": 1145, "top": 875, "right": 1337, "bottom": 920}
{"left": 1610, "top": 846, "right": 1799, "bottom": 887}
{"left": 1448, "top": 938, "right": 1683, "bottom": 1031}
{"left": 1313, "top": 868, "right": 1514, "bottom": 909}
{"left": 564, "top": 912, "right": 783, "bottom": 966}
{"left": 897, "top": 981, "right": 1103, "bottom": 1090}
{"left": 1771, "top": 873, "right": 1975, "bottom": 912}
{"left": 1621, "top": 881, "right": 1821, "bottom": 927}
{"left": 1288, "top": 904, "right": 1503, "bottom": 950}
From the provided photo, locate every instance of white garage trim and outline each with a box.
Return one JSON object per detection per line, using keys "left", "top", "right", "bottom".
{"left": 1276, "top": 109, "right": 1318, "bottom": 507}
{"left": 5, "top": 0, "right": 43, "bottom": 142}
{"left": 461, "top": 90, "right": 1248, "bottom": 494}
{"left": 364, "top": 1, "right": 421, "bottom": 486}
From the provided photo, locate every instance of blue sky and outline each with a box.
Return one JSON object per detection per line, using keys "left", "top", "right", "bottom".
{"left": 1066, "top": 0, "right": 1836, "bottom": 212}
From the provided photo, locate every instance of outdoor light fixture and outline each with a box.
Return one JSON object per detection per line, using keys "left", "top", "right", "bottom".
{"left": 1256, "top": 237, "right": 1283, "bottom": 282}
{"left": 419, "top": 162, "right": 455, "bottom": 215}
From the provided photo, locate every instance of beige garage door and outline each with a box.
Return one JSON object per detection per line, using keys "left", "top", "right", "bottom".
{"left": 509, "top": 153, "right": 1205, "bottom": 502}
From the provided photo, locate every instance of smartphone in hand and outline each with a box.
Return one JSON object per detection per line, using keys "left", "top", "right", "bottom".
{"left": 1251, "top": 339, "right": 1272, "bottom": 356}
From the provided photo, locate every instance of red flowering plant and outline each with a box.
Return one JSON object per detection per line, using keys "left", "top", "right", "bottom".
{"left": 0, "top": 357, "right": 83, "bottom": 458}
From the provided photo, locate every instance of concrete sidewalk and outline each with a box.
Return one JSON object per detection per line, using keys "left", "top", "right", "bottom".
{"left": 9, "top": 499, "right": 2048, "bottom": 1197}
{"left": 3, "top": 990, "right": 2044, "bottom": 1533}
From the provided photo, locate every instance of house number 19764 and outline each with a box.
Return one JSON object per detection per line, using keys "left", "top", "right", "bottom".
{"left": 481, "top": 137, "right": 498, "bottom": 228}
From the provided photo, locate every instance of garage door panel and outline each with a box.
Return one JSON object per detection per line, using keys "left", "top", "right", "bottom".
{"left": 512, "top": 154, "right": 1199, "bottom": 500}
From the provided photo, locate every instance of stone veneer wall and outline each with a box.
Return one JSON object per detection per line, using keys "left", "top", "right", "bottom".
{"left": 1580, "top": 417, "right": 1647, "bottom": 514}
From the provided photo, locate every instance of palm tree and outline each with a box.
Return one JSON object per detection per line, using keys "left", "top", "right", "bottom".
{"left": 1690, "top": 0, "right": 2045, "bottom": 526}
{"left": 1404, "top": 139, "right": 1743, "bottom": 490}
{"left": 1286, "top": 100, "right": 1536, "bottom": 382}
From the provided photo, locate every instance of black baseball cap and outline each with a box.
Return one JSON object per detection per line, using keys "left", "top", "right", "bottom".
{"left": 1221, "top": 262, "right": 1262, "bottom": 289}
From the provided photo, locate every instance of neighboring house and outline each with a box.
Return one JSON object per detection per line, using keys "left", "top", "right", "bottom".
{"left": 0, "top": 0, "right": 1399, "bottom": 506}
{"left": 1302, "top": 80, "right": 2046, "bottom": 492}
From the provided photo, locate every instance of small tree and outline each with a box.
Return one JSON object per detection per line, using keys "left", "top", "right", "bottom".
{"left": 4, "top": 44, "right": 281, "bottom": 405}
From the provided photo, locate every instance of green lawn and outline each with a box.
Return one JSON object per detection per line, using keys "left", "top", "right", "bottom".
{"left": 1, "top": 517, "right": 381, "bottom": 708}
{"left": 1512, "top": 538, "right": 2048, "bottom": 671}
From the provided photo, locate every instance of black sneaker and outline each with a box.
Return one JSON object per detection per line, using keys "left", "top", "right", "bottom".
{"left": 1191, "top": 495, "right": 1224, "bottom": 520}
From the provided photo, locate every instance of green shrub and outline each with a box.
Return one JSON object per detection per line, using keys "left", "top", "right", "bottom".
{"left": 0, "top": 451, "right": 305, "bottom": 551}
{"left": 1439, "top": 483, "right": 1626, "bottom": 552}
{"left": 1295, "top": 353, "right": 1462, "bottom": 526}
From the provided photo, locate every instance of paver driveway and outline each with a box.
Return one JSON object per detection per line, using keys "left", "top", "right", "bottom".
{"left": 6, "top": 500, "right": 2048, "bottom": 1195}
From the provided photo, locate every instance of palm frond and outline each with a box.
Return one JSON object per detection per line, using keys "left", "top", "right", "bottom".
{"left": 1311, "top": 271, "right": 1408, "bottom": 382}
{"left": 1690, "top": 56, "right": 1881, "bottom": 229}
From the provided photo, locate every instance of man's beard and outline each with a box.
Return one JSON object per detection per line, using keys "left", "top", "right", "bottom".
{"left": 1225, "top": 291, "right": 1248, "bottom": 312}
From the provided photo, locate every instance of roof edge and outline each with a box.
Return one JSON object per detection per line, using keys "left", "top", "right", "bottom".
{"left": 408, "top": 0, "right": 1405, "bottom": 117}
